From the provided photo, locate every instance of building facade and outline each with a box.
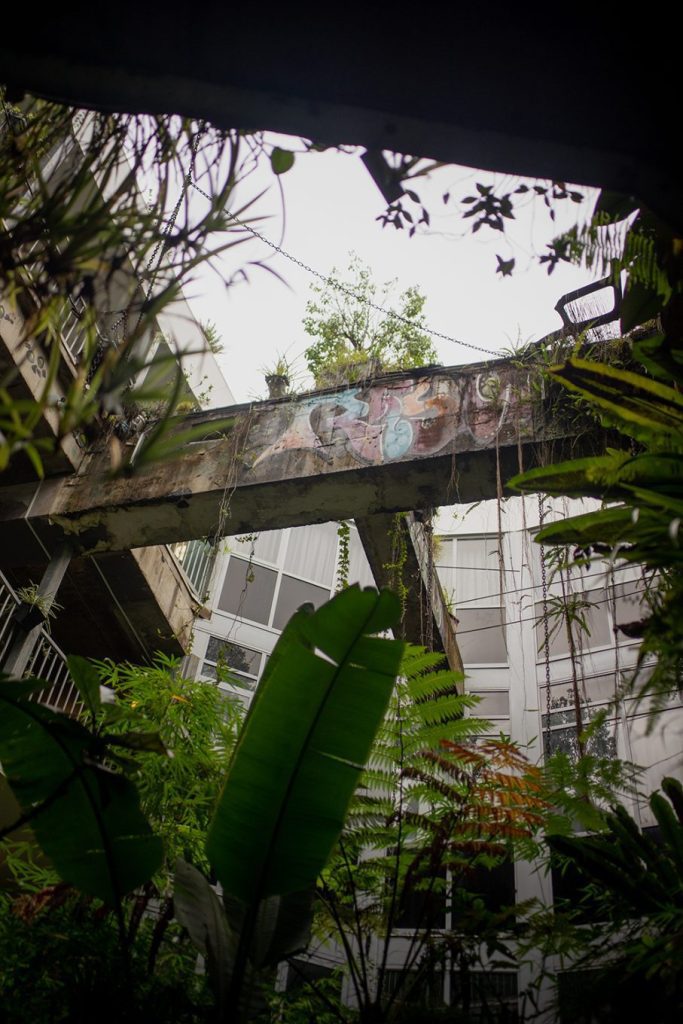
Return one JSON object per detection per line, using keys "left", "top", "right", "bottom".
{"left": 184, "top": 493, "right": 683, "bottom": 1020}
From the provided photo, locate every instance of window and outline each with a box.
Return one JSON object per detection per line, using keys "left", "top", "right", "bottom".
{"left": 231, "top": 528, "right": 282, "bottom": 569}
{"left": 202, "top": 637, "right": 262, "bottom": 690}
{"left": 450, "top": 970, "right": 518, "bottom": 1023}
{"left": 457, "top": 606, "right": 507, "bottom": 664}
{"left": 217, "top": 557, "right": 277, "bottom": 624}
{"left": 535, "top": 588, "right": 611, "bottom": 660}
{"left": 347, "top": 525, "right": 375, "bottom": 588}
{"left": 613, "top": 577, "right": 647, "bottom": 634}
{"left": 382, "top": 968, "right": 445, "bottom": 1009}
{"left": 395, "top": 866, "right": 447, "bottom": 930}
{"left": 284, "top": 522, "right": 338, "bottom": 586}
{"left": 436, "top": 536, "right": 507, "bottom": 666}
{"left": 272, "top": 575, "right": 330, "bottom": 631}
{"left": 469, "top": 690, "right": 510, "bottom": 718}
{"left": 540, "top": 677, "right": 618, "bottom": 761}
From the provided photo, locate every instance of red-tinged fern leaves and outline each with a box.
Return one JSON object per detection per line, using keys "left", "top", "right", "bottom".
{"left": 403, "top": 737, "right": 548, "bottom": 886}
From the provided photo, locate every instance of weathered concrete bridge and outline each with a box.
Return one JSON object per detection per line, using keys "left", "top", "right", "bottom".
{"left": 0, "top": 359, "right": 555, "bottom": 563}
{"left": 0, "top": 358, "right": 575, "bottom": 669}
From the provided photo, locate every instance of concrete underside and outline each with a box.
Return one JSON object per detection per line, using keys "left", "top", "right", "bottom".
{"left": 5, "top": 546, "right": 197, "bottom": 662}
{"left": 0, "top": 11, "right": 679, "bottom": 229}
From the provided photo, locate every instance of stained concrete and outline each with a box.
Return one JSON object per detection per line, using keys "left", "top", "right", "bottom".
{"left": 0, "top": 361, "right": 554, "bottom": 567}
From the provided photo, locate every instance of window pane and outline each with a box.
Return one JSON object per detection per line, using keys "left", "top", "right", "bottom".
{"left": 395, "top": 866, "right": 446, "bottom": 930}
{"left": 540, "top": 674, "right": 616, "bottom": 712}
{"left": 383, "top": 968, "right": 444, "bottom": 1008}
{"left": 456, "top": 537, "right": 501, "bottom": 605}
{"left": 450, "top": 970, "right": 518, "bottom": 1020}
{"left": 232, "top": 530, "right": 282, "bottom": 565}
{"left": 535, "top": 590, "right": 610, "bottom": 659}
{"left": 273, "top": 575, "right": 330, "bottom": 631}
{"left": 542, "top": 716, "right": 617, "bottom": 761}
{"left": 535, "top": 600, "right": 570, "bottom": 658}
{"left": 251, "top": 530, "right": 283, "bottom": 564}
{"left": 217, "top": 557, "right": 277, "bottom": 624}
{"left": 613, "top": 578, "right": 647, "bottom": 630}
{"left": 469, "top": 690, "right": 510, "bottom": 717}
{"left": 582, "top": 589, "right": 611, "bottom": 647}
{"left": 456, "top": 860, "right": 516, "bottom": 914}
{"left": 205, "top": 637, "right": 261, "bottom": 676}
{"left": 456, "top": 607, "right": 507, "bottom": 664}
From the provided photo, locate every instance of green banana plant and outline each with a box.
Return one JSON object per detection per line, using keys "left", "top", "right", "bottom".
{"left": 179, "top": 585, "right": 405, "bottom": 1018}
{"left": 0, "top": 658, "right": 164, "bottom": 905}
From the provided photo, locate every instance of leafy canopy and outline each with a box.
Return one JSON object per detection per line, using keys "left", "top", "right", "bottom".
{"left": 302, "top": 254, "right": 437, "bottom": 386}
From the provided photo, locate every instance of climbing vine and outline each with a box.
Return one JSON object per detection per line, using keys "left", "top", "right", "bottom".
{"left": 335, "top": 520, "right": 351, "bottom": 591}
{"left": 383, "top": 512, "right": 409, "bottom": 630}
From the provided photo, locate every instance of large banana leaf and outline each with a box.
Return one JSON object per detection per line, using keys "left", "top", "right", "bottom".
{"left": 206, "top": 586, "right": 403, "bottom": 902}
{"left": 174, "top": 857, "right": 314, "bottom": 1021}
{"left": 174, "top": 858, "right": 237, "bottom": 1012}
{"left": 0, "top": 679, "right": 162, "bottom": 904}
{"left": 509, "top": 451, "right": 683, "bottom": 502}
{"left": 533, "top": 504, "right": 683, "bottom": 567}
{"left": 547, "top": 357, "right": 683, "bottom": 442}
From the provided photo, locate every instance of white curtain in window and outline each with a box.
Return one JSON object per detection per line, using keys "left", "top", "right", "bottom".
{"left": 251, "top": 530, "right": 282, "bottom": 565}
{"left": 456, "top": 537, "right": 500, "bottom": 607}
{"left": 284, "top": 523, "right": 338, "bottom": 586}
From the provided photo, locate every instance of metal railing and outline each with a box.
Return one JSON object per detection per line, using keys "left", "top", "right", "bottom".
{"left": 0, "top": 569, "right": 81, "bottom": 715}
{"left": 170, "top": 538, "right": 216, "bottom": 600}
{"left": 57, "top": 294, "right": 89, "bottom": 362}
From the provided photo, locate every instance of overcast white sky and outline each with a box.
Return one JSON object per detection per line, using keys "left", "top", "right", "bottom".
{"left": 179, "top": 139, "right": 601, "bottom": 405}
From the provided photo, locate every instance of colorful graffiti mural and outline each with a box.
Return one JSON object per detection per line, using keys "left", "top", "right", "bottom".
{"left": 254, "top": 372, "right": 517, "bottom": 469}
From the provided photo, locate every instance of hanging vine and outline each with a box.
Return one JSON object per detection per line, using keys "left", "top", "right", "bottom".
{"left": 384, "top": 512, "right": 409, "bottom": 633}
{"left": 336, "top": 520, "right": 351, "bottom": 592}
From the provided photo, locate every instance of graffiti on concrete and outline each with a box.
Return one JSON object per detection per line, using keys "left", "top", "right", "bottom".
{"left": 24, "top": 340, "right": 47, "bottom": 379}
{"left": 254, "top": 372, "right": 517, "bottom": 469}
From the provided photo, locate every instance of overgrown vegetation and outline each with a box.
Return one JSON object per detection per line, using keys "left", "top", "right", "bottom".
{"left": 2, "top": 82, "right": 683, "bottom": 1022}
{"left": 0, "top": 91, "right": 288, "bottom": 476}
{"left": 0, "top": 588, "right": 405, "bottom": 1022}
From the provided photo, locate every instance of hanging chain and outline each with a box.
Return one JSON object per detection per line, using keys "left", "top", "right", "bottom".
{"left": 190, "top": 180, "right": 501, "bottom": 359}
{"left": 425, "top": 512, "right": 434, "bottom": 652}
{"left": 538, "top": 493, "right": 553, "bottom": 754}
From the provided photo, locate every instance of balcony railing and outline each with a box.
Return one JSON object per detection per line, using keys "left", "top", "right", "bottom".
{"left": 57, "top": 293, "right": 89, "bottom": 363}
{"left": 0, "top": 569, "right": 81, "bottom": 715}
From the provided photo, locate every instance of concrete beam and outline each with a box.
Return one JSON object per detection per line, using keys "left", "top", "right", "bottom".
{"left": 0, "top": 361, "right": 548, "bottom": 567}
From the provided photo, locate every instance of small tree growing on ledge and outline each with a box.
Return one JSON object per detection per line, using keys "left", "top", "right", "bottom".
{"left": 303, "top": 254, "right": 438, "bottom": 387}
